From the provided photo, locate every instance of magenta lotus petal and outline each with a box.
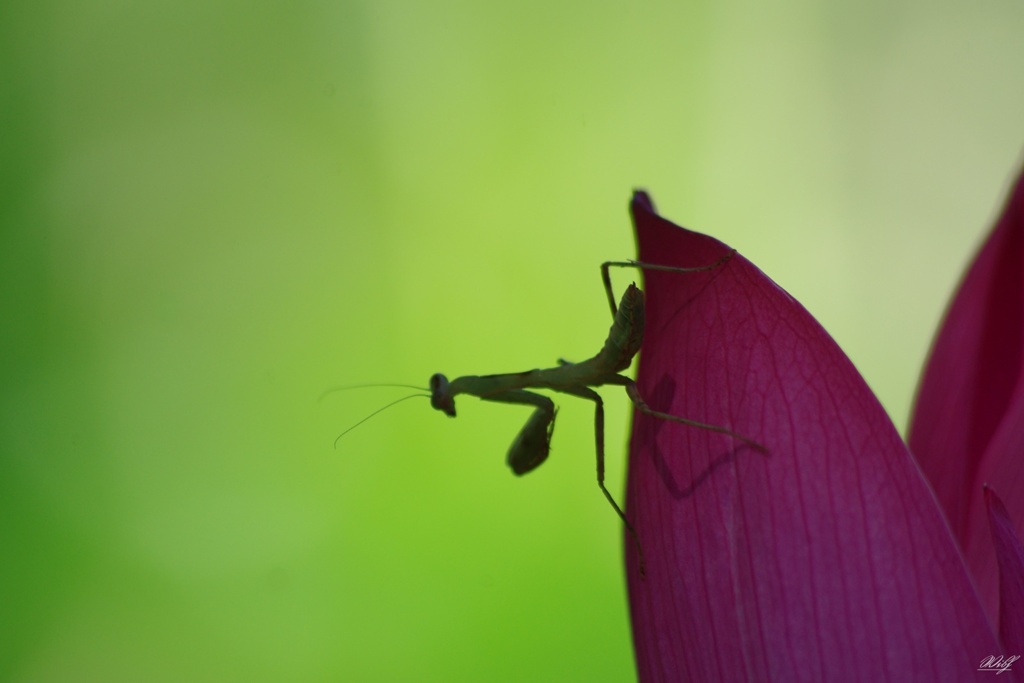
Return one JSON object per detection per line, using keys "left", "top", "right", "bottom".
{"left": 909, "top": 169, "right": 1024, "bottom": 633}
{"left": 986, "top": 486, "right": 1024, "bottom": 653}
{"left": 624, "top": 192, "right": 1000, "bottom": 682}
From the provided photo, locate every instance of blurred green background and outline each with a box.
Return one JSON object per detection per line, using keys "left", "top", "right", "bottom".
{"left": 2, "top": 1, "right": 1022, "bottom": 681}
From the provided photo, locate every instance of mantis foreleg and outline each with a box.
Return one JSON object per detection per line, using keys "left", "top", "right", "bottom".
{"left": 480, "top": 389, "right": 557, "bottom": 475}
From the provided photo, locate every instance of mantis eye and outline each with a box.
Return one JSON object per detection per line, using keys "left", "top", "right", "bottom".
{"left": 429, "top": 373, "right": 456, "bottom": 417}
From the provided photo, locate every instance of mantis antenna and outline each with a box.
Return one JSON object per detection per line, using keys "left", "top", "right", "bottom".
{"left": 324, "top": 384, "right": 431, "bottom": 447}
{"left": 319, "top": 383, "right": 428, "bottom": 403}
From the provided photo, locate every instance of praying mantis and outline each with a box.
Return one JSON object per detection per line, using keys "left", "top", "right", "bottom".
{"left": 334, "top": 253, "right": 766, "bottom": 574}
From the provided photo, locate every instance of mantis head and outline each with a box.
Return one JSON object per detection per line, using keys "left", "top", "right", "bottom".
{"left": 430, "top": 373, "right": 456, "bottom": 417}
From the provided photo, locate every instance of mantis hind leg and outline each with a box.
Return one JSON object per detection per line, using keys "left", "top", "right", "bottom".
{"left": 600, "top": 251, "right": 736, "bottom": 317}
{"left": 620, "top": 378, "right": 767, "bottom": 453}
{"left": 556, "top": 384, "right": 646, "bottom": 578}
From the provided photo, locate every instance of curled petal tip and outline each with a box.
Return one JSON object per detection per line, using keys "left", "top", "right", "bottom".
{"left": 631, "top": 190, "right": 655, "bottom": 213}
